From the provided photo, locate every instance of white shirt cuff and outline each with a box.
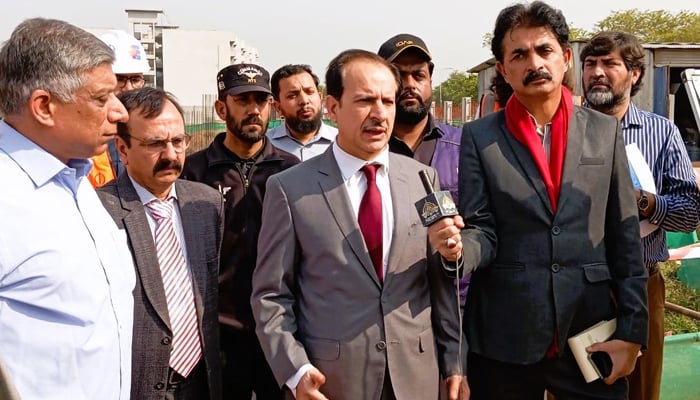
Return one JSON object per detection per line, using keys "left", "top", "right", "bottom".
{"left": 285, "top": 363, "right": 315, "bottom": 398}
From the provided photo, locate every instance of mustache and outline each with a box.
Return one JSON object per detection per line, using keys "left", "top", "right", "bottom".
{"left": 297, "top": 106, "right": 317, "bottom": 116}
{"left": 242, "top": 116, "right": 264, "bottom": 126}
{"left": 153, "top": 159, "right": 182, "bottom": 174}
{"left": 588, "top": 78, "right": 611, "bottom": 90}
{"left": 523, "top": 70, "right": 553, "bottom": 85}
{"left": 362, "top": 120, "right": 388, "bottom": 131}
{"left": 399, "top": 89, "right": 423, "bottom": 102}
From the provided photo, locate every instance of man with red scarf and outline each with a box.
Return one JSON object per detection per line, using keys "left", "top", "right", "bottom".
{"left": 428, "top": 2, "right": 648, "bottom": 398}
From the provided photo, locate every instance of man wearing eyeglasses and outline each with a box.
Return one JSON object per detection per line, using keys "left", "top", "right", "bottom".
{"left": 97, "top": 87, "right": 224, "bottom": 400}
{"left": 88, "top": 30, "right": 151, "bottom": 187}
{"left": 182, "top": 63, "right": 299, "bottom": 399}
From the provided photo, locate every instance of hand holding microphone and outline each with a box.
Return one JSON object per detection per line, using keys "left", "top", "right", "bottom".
{"left": 414, "top": 170, "right": 464, "bottom": 261}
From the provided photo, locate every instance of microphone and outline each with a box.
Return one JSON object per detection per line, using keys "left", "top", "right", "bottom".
{"left": 414, "top": 169, "right": 458, "bottom": 228}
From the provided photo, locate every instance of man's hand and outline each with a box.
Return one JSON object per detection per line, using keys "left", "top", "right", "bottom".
{"left": 587, "top": 339, "right": 641, "bottom": 385}
{"left": 427, "top": 215, "right": 465, "bottom": 261}
{"left": 295, "top": 367, "right": 329, "bottom": 400}
{"left": 445, "top": 375, "right": 470, "bottom": 400}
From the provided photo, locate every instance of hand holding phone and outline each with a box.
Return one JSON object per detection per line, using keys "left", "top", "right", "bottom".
{"left": 588, "top": 351, "right": 613, "bottom": 378}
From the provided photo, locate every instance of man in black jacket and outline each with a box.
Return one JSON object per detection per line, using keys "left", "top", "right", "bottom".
{"left": 182, "top": 63, "right": 299, "bottom": 399}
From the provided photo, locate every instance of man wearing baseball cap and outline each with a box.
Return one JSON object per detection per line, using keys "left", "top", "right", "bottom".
{"left": 378, "top": 34, "right": 470, "bottom": 304}
{"left": 181, "top": 63, "right": 298, "bottom": 399}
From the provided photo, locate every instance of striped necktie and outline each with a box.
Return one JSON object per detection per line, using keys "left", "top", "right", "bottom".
{"left": 147, "top": 198, "right": 202, "bottom": 377}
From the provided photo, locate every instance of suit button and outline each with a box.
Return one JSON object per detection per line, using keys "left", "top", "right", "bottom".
{"left": 154, "top": 382, "right": 165, "bottom": 390}
{"left": 551, "top": 226, "right": 561, "bottom": 235}
{"left": 551, "top": 263, "right": 560, "bottom": 273}
{"left": 376, "top": 341, "right": 387, "bottom": 351}
{"left": 161, "top": 337, "right": 171, "bottom": 345}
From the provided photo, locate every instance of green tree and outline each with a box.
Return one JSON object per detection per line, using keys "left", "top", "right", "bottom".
{"left": 433, "top": 71, "right": 478, "bottom": 105}
{"left": 593, "top": 9, "right": 700, "bottom": 42}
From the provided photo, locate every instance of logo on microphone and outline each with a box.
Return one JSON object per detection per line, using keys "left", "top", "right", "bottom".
{"left": 441, "top": 195, "right": 457, "bottom": 214}
{"left": 421, "top": 201, "right": 440, "bottom": 221}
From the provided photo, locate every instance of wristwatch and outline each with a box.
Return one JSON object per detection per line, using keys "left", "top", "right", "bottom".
{"left": 638, "top": 190, "right": 650, "bottom": 213}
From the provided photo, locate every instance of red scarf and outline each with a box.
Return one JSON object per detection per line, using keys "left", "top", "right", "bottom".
{"left": 505, "top": 86, "right": 572, "bottom": 213}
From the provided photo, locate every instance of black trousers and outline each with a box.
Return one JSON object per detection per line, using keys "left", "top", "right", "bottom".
{"left": 221, "top": 327, "right": 282, "bottom": 400}
{"left": 467, "top": 352, "right": 628, "bottom": 400}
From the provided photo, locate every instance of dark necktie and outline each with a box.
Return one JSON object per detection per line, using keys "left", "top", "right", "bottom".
{"left": 358, "top": 164, "right": 383, "bottom": 284}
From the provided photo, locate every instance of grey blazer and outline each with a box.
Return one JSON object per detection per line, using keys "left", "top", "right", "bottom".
{"left": 97, "top": 175, "right": 224, "bottom": 400}
{"left": 251, "top": 149, "right": 463, "bottom": 400}
{"left": 459, "top": 107, "right": 648, "bottom": 364}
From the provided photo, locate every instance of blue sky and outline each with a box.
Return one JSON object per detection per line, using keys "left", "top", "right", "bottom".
{"left": 2, "top": 0, "right": 697, "bottom": 85}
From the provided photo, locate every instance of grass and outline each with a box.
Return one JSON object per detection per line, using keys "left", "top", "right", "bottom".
{"left": 661, "top": 260, "right": 700, "bottom": 334}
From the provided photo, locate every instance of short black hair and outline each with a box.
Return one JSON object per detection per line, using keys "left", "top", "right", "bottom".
{"left": 325, "top": 49, "right": 400, "bottom": 101}
{"left": 117, "top": 87, "right": 184, "bottom": 146}
{"left": 270, "top": 64, "right": 320, "bottom": 101}
{"left": 491, "top": 1, "right": 570, "bottom": 63}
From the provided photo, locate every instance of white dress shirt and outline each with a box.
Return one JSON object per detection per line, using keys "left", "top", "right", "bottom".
{"left": 0, "top": 120, "right": 135, "bottom": 400}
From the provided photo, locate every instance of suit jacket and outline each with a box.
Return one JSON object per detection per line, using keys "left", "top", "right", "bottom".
{"left": 97, "top": 175, "right": 224, "bottom": 400}
{"left": 251, "top": 149, "right": 463, "bottom": 400}
{"left": 459, "top": 107, "right": 648, "bottom": 364}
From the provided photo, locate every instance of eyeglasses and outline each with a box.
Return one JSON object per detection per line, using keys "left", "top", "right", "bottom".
{"left": 116, "top": 75, "right": 145, "bottom": 89}
{"left": 125, "top": 134, "right": 191, "bottom": 153}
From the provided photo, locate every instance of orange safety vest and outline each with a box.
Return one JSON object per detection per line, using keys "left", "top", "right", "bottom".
{"left": 88, "top": 151, "right": 116, "bottom": 188}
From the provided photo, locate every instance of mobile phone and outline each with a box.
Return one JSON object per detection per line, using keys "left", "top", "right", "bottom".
{"left": 588, "top": 351, "right": 613, "bottom": 378}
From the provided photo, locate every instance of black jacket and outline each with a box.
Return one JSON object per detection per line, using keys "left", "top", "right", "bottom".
{"left": 182, "top": 132, "right": 299, "bottom": 331}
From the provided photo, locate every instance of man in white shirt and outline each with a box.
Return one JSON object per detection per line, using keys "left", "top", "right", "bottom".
{"left": 252, "top": 49, "right": 465, "bottom": 400}
{"left": 0, "top": 18, "right": 135, "bottom": 400}
{"left": 267, "top": 64, "right": 338, "bottom": 160}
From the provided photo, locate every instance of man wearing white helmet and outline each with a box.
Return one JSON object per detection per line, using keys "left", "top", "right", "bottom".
{"left": 88, "top": 30, "right": 151, "bottom": 187}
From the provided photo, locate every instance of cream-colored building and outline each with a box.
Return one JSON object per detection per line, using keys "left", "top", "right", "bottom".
{"left": 89, "top": 9, "right": 258, "bottom": 111}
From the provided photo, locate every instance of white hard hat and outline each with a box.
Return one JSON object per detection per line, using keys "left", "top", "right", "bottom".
{"left": 99, "top": 30, "right": 150, "bottom": 74}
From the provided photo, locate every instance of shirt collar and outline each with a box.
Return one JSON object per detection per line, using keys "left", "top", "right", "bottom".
{"left": 621, "top": 102, "right": 644, "bottom": 129}
{"left": 270, "top": 121, "right": 337, "bottom": 142}
{"left": 129, "top": 175, "right": 178, "bottom": 206}
{"left": 0, "top": 120, "right": 92, "bottom": 188}
{"left": 331, "top": 141, "right": 390, "bottom": 181}
{"left": 424, "top": 114, "right": 442, "bottom": 139}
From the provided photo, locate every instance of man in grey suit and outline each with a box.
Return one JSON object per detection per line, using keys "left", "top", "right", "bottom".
{"left": 251, "top": 49, "right": 465, "bottom": 400}
{"left": 97, "top": 87, "right": 224, "bottom": 400}
{"left": 429, "top": 2, "right": 648, "bottom": 399}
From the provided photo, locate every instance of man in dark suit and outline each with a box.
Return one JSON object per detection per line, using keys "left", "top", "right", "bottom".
{"left": 429, "top": 2, "right": 648, "bottom": 399}
{"left": 251, "top": 49, "right": 466, "bottom": 400}
{"left": 97, "top": 87, "right": 224, "bottom": 400}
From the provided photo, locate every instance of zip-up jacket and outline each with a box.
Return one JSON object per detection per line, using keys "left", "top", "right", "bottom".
{"left": 182, "top": 132, "right": 300, "bottom": 331}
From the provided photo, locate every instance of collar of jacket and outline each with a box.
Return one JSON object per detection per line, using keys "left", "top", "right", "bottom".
{"left": 204, "top": 132, "right": 288, "bottom": 167}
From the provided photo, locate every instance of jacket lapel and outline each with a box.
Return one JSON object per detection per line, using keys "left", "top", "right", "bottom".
{"left": 175, "top": 181, "right": 206, "bottom": 327}
{"left": 500, "top": 115, "right": 554, "bottom": 217}
{"left": 317, "top": 149, "right": 382, "bottom": 289}
{"left": 555, "top": 108, "right": 585, "bottom": 213}
{"left": 117, "top": 175, "right": 172, "bottom": 331}
{"left": 384, "top": 155, "right": 411, "bottom": 288}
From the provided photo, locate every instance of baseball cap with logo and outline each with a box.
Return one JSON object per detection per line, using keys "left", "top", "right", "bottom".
{"left": 378, "top": 33, "right": 432, "bottom": 63}
{"left": 216, "top": 63, "right": 272, "bottom": 98}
